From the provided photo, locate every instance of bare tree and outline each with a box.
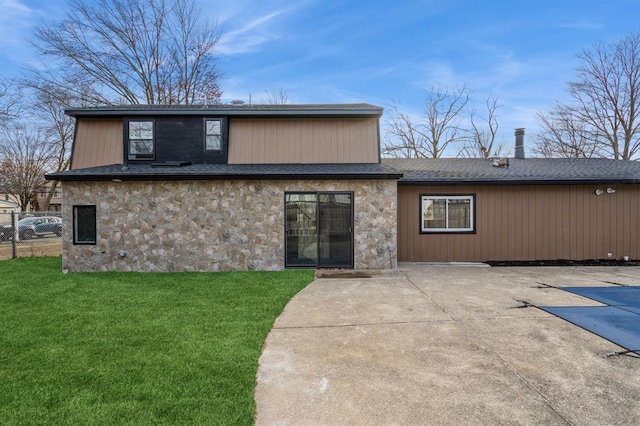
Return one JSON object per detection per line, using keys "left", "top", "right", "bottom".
{"left": 384, "top": 86, "right": 471, "bottom": 158}
{"left": 262, "top": 88, "right": 291, "bottom": 105}
{"left": 0, "top": 125, "right": 55, "bottom": 211}
{"left": 536, "top": 32, "right": 640, "bottom": 159}
{"left": 30, "top": 0, "right": 222, "bottom": 105}
{"left": 0, "top": 79, "right": 21, "bottom": 124}
{"left": 383, "top": 105, "right": 424, "bottom": 158}
{"left": 458, "top": 94, "right": 505, "bottom": 158}
{"left": 533, "top": 106, "right": 604, "bottom": 158}
{"left": 27, "top": 85, "right": 76, "bottom": 210}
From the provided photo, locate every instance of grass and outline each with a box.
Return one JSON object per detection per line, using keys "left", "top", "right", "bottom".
{"left": 0, "top": 257, "right": 314, "bottom": 425}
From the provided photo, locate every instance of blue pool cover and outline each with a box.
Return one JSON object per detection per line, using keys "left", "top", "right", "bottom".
{"left": 539, "top": 286, "right": 640, "bottom": 354}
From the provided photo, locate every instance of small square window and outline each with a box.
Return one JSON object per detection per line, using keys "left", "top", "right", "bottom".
{"left": 73, "top": 205, "right": 96, "bottom": 244}
{"left": 421, "top": 195, "right": 475, "bottom": 233}
{"left": 128, "top": 120, "right": 154, "bottom": 160}
{"left": 205, "top": 119, "right": 222, "bottom": 151}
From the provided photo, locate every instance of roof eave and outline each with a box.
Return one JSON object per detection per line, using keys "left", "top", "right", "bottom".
{"left": 397, "top": 178, "right": 640, "bottom": 185}
{"left": 64, "top": 106, "right": 383, "bottom": 119}
{"left": 47, "top": 172, "right": 403, "bottom": 182}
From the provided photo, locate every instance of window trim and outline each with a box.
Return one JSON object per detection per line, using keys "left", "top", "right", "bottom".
{"left": 73, "top": 205, "right": 97, "bottom": 245}
{"left": 204, "top": 118, "right": 223, "bottom": 152}
{"left": 127, "top": 119, "right": 155, "bottom": 161}
{"left": 419, "top": 194, "right": 476, "bottom": 234}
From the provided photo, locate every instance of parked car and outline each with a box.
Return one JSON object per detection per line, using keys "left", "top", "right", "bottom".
{"left": 0, "top": 216, "right": 62, "bottom": 240}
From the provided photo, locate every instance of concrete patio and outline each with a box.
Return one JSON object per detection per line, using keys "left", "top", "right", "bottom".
{"left": 255, "top": 264, "right": 640, "bottom": 425}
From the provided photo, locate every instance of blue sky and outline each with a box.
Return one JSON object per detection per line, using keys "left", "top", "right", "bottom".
{"left": 1, "top": 0, "right": 639, "bottom": 150}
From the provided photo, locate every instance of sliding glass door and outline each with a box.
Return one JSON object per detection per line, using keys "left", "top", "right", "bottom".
{"left": 285, "top": 192, "right": 353, "bottom": 268}
{"left": 285, "top": 193, "right": 318, "bottom": 267}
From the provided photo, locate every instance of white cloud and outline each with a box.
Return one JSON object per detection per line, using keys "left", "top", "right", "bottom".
{"left": 1, "top": 0, "right": 29, "bottom": 11}
{"left": 556, "top": 18, "right": 603, "bottom": 31}
{"left": 216, "top": 4, "right": 302, "bottom": 55}
{"left": 0, "top": 0, "right": 34, "bottom": 47}
{"left": 217, "top": 11, "right": 283, "bottom": 55}
{"left": 419, "top": 61, "right": 462, "bottom": 88}
{"left": 0, "top": 0, "right": 41, "bottom": 75}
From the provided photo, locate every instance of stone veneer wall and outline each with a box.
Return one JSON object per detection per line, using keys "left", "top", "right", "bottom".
{"left": 62, "top": 179, "right": 397, "bottom": 272}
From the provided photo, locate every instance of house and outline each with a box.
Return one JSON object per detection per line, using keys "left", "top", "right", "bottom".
{"left": 36, "top": 181, "right": 62, "bottom": 212}
{"left": 47, "top": 104, "right": 401, "bottom": 272}
{"left": 0, "top": 194, "right": 19, "bottom": 230}
{"left": 48, "top": 105, "right": 640, "bottom": 272}
{"left": 1, "top": 186, "right": 42, "bottom": 213}
{"left": 0, "top": 196, "right": 20, "bottom": 229}
{"left": 0, "top": 196, "right": 20, "bottom": 213}
{"left": 0, "top": 191, "right": 20, "bottom": 219}
{"left": 384, "top": 129, "right": 640, "bottom": 263}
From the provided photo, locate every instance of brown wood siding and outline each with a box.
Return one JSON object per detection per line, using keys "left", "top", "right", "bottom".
{"left": 71, "top": 119, "right": 123, "bottom": 169}
{"left": 228, "top": 117, "right": 380, "bottom": 164}
{"left": 397, "top": 184, "right": 640, "bottom": 262}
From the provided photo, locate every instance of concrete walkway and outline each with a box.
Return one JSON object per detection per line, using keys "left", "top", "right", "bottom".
{"left": 255, "top": 264, "right": 640, "bottom": 425}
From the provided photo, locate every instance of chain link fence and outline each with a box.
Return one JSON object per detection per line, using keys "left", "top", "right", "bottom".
{"left": 0, "top": 211, "right": 63, "bottom": 260}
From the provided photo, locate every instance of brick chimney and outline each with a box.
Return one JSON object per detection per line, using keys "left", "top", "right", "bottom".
{"left": 514, "top": 128, "right": 525, "bottom": 159}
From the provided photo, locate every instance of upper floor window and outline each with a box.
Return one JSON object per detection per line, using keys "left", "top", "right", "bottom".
{"left": 205, "top": 119, "right": 222, "bottom": 151}
{"left": 421, "top": 194, "right": 475, "bottom": 233}
{"left": 128, "top": 120, "right": 154, "bottom": 160}
{"left": 38, "top": 191, "right": 61, "bottom": 198}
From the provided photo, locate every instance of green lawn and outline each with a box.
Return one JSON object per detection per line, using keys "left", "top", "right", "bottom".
{"left": 0, "top": 257, "right": 314, "bottom": 425}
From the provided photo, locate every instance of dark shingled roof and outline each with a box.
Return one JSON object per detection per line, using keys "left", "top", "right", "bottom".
{"left": 65, "top": 103, "right": 383, "bottom": 118}
{"left": 383, "top": 158, "right": 640, "bottom": 185}
{"left": 47, "top": 162, "right": 403, "bottom": 181}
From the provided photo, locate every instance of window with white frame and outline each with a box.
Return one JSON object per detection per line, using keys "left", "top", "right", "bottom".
{"left": 205, "top": 119, "right": 222, "bottom": 151}
{"left": 421, "top": 194, "right": 475, "bottom": 233}
{"left": 128, "top": 120, "right": 154, "bottom": 160}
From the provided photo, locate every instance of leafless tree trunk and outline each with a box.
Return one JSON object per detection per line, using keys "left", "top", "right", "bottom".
{"left": 30, "top": 0, "right": 222, "bottom": 106}
{"left": 458, "top": 94, "right": 504, "bottom": 158}
{"left": 536, "top": 32, "right": 640, "bottom": 159}
{"left": 384, "top": 86, "right": 471, "bottom": 158}
{"left": 0, "top": 125, "right": 55, "bottom": 211}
